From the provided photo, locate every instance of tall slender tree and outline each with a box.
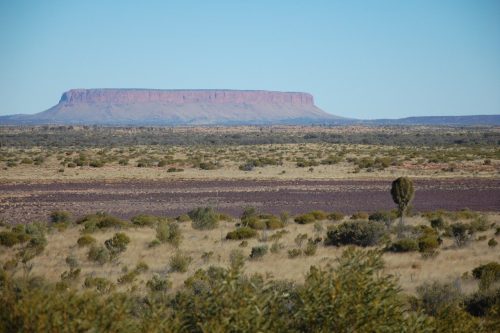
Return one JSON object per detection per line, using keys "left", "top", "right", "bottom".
{"left": 391, "top": 177, "right": 415, "bottom": 235}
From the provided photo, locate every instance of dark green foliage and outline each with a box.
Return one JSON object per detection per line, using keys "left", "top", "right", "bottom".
{"left": 387, "top": 238, "right": 419, "bottom": 252}
{"left": 156, "top": 220, "right": 182, "bottom": 247}
{"left": 188, "top": 207, "right": 219, "bottom": 230}
{"left": 49, "top": 210, "right": 72, "bottom": 224}
{"left": 226, "top": 227, "right": 257, "bottom": 240}
{"left": 390, "top": 177, "right": 415, "bottom": 228}
{"left": 83, "top": 276, "right": 115, "bottom": 294}
{"left": 247, "top": 218, "right": 267, "bottom": 230}
{"left": 131, "top": 214, "right": 159, "bottom": 227}
{"left": 430, "top": 216, "right": 445, "bottom": 229}
{"left": 325, "top": 220, "right": 386, "bottom": 247}
{"left": 369, "top": 210, "right": 397, "bottom": 222}
{"left": 464, "top": 288, "right": 500, "bottom": 317}
{"left": 104, "top": 232, "right": 130, "bottom": 257}
{"left": 147, "top": 274, "right": 172, "bottom": 293}
{"left": 451, "top": 222, "right": 474, "bottom": 247}
{"left": 264, "top": 216, "right": 285, "bottom": 229}
{"left": 249, "top": 245, "right": 268, "bottom": 259}
{"left": 87, "top": 245, "right": 110, "bottom": 265}
{"left": 416, "top": 281, "right": 463, "bottom": 316}
{"left": 418, "top": 236, "right": 440, "bottom": 255}
{"left": 78, "top": 212, "right": 128, "bottom": 233}
{"left": 77, "top": 235, "right": 96, "bottom": 247}
{"left": 0, "top": 231, "right": 21, "bottom": 247}
{"left": 327, "top": 211, "right": 344, "bottom": 221}
{"left": 472, "top": 262, "right": 500, "bottom": 281}
{"left": 488, "top": 238, "right": 498, "bottom": 247}
{"left": 303, "top": 241, "right": 317, "bottom": 256}
{"left": 309, "top": 210, "right": 328, "bottom": 220}
{"left": 294, "top": 213, "right": 316, "bottom": 224}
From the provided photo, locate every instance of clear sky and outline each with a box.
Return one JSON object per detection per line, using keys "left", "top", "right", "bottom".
{"left": 0, "top": 0, "right": 499, "bottom": 119}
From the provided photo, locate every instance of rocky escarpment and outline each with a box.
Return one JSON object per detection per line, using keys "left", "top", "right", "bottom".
{"left": 2, "top": 89, "right": 341, "bottom": 125}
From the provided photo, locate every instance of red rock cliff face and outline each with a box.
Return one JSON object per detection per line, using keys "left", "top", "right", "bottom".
{"left": 60, "top": 89, "right": 315, "bottom": 106}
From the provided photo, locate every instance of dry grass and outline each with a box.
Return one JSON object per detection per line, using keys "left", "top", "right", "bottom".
{"left": 1, "top": 214, "right": 498, "bottom": 295}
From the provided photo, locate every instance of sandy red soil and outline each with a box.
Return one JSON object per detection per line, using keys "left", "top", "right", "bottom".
{"left": 0, "top": 178, "right": 498, "bottom": 224}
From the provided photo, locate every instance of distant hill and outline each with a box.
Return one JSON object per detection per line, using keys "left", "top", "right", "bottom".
{"left": 0, "top": 89, "right": 498, "bottom": 126}
{"left": 366, "top": 115, "right": 500, "bottom": 126}
{"left": 0, "top": 89, "right": 343, "bottom": 125}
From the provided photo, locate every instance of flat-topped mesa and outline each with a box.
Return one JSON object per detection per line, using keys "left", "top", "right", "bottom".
{"left": 59, "top": 89, "right": 315, "bottom": 106}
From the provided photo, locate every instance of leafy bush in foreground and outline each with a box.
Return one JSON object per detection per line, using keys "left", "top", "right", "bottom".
{"left": 226, "top": 227, "right": 257, "bottom": 240}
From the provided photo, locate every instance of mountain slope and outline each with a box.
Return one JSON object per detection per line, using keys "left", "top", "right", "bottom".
{"left": 0, "top": 89, "right": 343, "bottom": 125}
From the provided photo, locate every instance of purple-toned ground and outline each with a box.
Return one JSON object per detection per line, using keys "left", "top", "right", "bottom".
{"left": 0, "top": 178, "right": 498, "bottom": 223}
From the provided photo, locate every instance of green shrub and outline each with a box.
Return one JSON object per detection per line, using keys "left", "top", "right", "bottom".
{"left": 104, "top": 233, "right": 130, "bottom": 257}
{"left": 416, "top": 281, "right": 463, "bottom": 316}
{"left": 327, "top": 211, "right": 344, "bottom": 221}
{"left": 294, "top": 233, "right": 308, "bottom": 247}
{"left": 176, "top": 214, "right": 191, "bottom": 222}
{"left": 488, "top": 238, "right": 498, "bottom": 247}
{"left": 304, "top": 242, "right": 318, "bottom": 256}
{"left": 249, "top": 245, "right": 268, "bottom": 259}
{"left": 472, "top": 262, "right": 500, "bottom": 281}
{"left": 49, "top": 210, "right": 72, "bottom": 224}
{"left": 325, "top": 220, "right": 385, "bottom": 247}
{"left": 87, "top": 245, "right": 110, "bottom": 265}
{"left": 247, "top": 218, "right": 267, "bottom": 230}
{"left": 451, "top": 223, "right": 473, "bottom": 247}
{"left": 189, "top": 207, "right": 219, "bottom": 230}
{"left": 369, "top": 210, "right": 397, "bottom": 222}
{"left": 418, "top": 236, "right": 440, "bottom": 255}
{"left": 226, "top": 227, "right": 257, "bottom": 240}
{"left": 77, "top": 235, "right": 96, "bottom": 247}
{"left": 387, "top": 238, "right": 419, "bottom": 252}
{"left": 156, "top": 221, "right": 182, "bottom": 247}
{"left": 430, "top": 216, "right": 445, "bottom": 229}
{"left": 265, "top": 217, "right": 285, "bottom": 229}
{"left": 169, "top": 251, "right": 192, "bottom": 273}
{"left": 288, "top": 248, "right": 302, "bottom": 258}
{"left": 83, "top": 276, "right": 115, "bottom": 293}
{"left": 310, "top": 210, "right": 328, "bottom": 220}
{"left": 294, "top": 213, "right": 315, "bottom": 224}
{"left": 0, "top": 231, "right": 21, "bottom": 247}
{"left": 131, "top": 214, "right": 159, "bottom": 227}
{"left": 78, "top": 212, "right": 128, "bottom": 233}
{"left": 241, "top": 207, "right": 258, "bottom": 226}
{"left": 147, "top": 274, "right": 172, "bottom": 293}
{"left": 464, "top": 288, "right": 500, "bottom": 317}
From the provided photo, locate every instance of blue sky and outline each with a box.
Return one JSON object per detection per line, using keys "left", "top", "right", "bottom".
{"left": 0, "top": 1, "right": 499, "bottom": 119}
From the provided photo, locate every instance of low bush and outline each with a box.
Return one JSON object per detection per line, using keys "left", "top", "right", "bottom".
{"left": 147, "top": 274, "right": 172, "bottom": 293}
{"left": 430, "top": 216, "right": 445, "bottom": 230}
{"left": 247, "top": 218, "right": 267, "bottom": 230}
{"left": 156, "top": 220, "right": 182, "bottom": 247}
{"left": 104, "top": 233, "right": 130, "bottom": 257}
{"left": 0, "top": 231, "right": 21, "bottom": 247}
{"left": 131, "top": 214, "right": 159, "bottom": 227}
{"left": 288, "top": 248, "right": 302, "bottom": 258}
{"left": 303, "top": 241, "right": 318, "bottom": 256}
{"left": 78, "top": 212, "right": 128, "bottom": 233}
{"left": 350, "top": 212, "right": 369, "bottom": 220}
{"left": 416, "top": 281, "right": 463, "bottom": 316}
{"left": 226, "top": 227, "right": 257, "bottom": 240}
{"left": 87, "top": 245, "right": 110, "bottom": 265}
{"left": 451, "top": 223, "right": 474, "bottom": 247}
{"left": 264, "top": 217, "right": 285, "bottom": 229}
{"left": 472, "top": 262, "right": 500, "bottom": 281}
{"left": 387, "top": 238, "right": 419, "bottom": 252}
{"left": 325, "top": 220, "right": 385, "bottom": 247}
{"left": 294, "top": 213, "right": 316, "bottom": 224}
{"left": 310, "top": 210, "right": 328, "bottom": 220}
{"left": 418, "top": 236, "right": 440, "bottom": 255}
{"left": 176, "top": 214, "right": 191, "bottom": 222}
{"left": 189, "top": 207, "right": 219, "bottom": 230}
{"left": 327, "top": 211, "right": 344, "bottom": 221}
{"left": 83, "top": 276, "right": 115, "bottom": 293}
{"left": 369, "top": 210, "right": 397, "bottom": 222}
{"left": 488, "top": 238, "right": 497, "bottom": 247}
{"left": 169, "top": 251, "right": 192, "bottom": 273}
{"left": 49, "top": 210, "right": 72, "bottom": 224}
{"left": 249, "top": 245, "right": 268, "bottom": 259}
{"left": 464, "top": 288, "right": 500, "bottom": 317}
{"left": 77, "top": 235, "right": 96, "bottom": 247}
